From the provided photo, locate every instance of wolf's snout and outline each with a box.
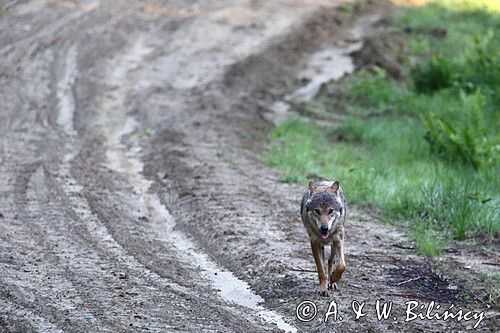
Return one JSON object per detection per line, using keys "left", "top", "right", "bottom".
{"left": 320, "top": 224, "right": 329, "bottom": 237}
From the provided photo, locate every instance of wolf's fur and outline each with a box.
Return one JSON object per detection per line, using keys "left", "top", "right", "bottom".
{"left": 300, "top": 180, "right": 347, "bottom": 296}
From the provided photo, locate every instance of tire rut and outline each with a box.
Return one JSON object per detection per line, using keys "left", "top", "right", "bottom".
{"left": 87, "top": 32, "right": 297, "bottom": 332}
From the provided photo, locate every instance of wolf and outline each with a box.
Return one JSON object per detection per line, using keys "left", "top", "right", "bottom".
{"left": 300, "top": 180, "right": 347, "bottom": 296}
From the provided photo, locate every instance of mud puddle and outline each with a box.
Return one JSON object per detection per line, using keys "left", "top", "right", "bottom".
{"left": 267, "top": 15, "right": 380, "bottom": 124}
{"left": 288, "top": 43, "right": 362, "bottom": 102}
{"left": 267, "top": 44, "right": 361, "bottom": 124}
{"left": 100, "top": 37, "right": 296, "bottom": 332}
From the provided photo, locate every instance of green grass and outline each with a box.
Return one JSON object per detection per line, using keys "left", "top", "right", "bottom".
{"left": 265, "top": 1, "right": 500, "bottom": 255}
{"left": 478, "top": 272, "right": 500, "bottom": 305}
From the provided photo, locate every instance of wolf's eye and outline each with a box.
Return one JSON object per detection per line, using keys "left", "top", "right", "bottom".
{"left": 328, "top": 209, "right": 334, "bottom": 215}
{"left": 314, "top": 209, "right": 321, "bottom": 215}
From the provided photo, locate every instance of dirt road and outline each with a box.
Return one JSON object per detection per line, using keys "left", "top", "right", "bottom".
{"left": 0, "top": 1, "right": 497, "bottom": 332}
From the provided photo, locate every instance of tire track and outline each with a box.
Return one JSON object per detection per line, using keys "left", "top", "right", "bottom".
{"left": 1, "top": 164, "right": 102, "bottom": 332}
{"left": 1, "top": 12, "right": 191, "bottom": 331}
{"left": 98, "top": 35, "right": 297, "bottom": 332}
{"left": 54, "top": 41, "right": 200, "bottom": 300}
{"left": 50, "top": 40, "right": 245, "bottom": 331}
{"left": 0, "top": 300, "right": 64, "bottom": 333}
{"left": 43, "top": 18, "right": 280, "bottom": 331}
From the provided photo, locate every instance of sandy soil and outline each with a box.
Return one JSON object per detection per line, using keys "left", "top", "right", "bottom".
{"left": 0, "top": 0, "right": 497, "bottom": 332}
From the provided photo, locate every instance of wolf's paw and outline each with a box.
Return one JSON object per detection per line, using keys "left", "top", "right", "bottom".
{"left": 328, "top": 283, "right": 338, "bottom": 291}
{"left": 330, "top": 265, "right": 345, "bottom": 284}
{"left": 318, "top": 289, "right": 329, "bottom": 297}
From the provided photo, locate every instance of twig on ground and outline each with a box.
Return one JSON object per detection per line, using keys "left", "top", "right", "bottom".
{"left": 481, "top": 262, "right": 500, "bottom": 266}
{"left": 347, "top": 283, "right": 364, "bottom": 289}
{"left": 396, "top": 276, "right": 421, "bottom": 286}
{"left": 290, "top": 267, "right": 316, "bottom": 273}
{"left": 392, "top": 243, "right": 415, "bottom": 250}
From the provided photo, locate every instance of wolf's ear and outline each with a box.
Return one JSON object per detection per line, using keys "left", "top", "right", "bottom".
{"left": 330, "top": 181, "right": 340, "bottom": 194}
{"left": 308, "top": 181, "right": 318, "bottom": 193}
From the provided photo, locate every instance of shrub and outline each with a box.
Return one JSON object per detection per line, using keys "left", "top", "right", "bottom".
{"left": 420, "top": 91, "right": 499, "bottom": 169}
{"left": 412, "top": 54, "right": 455, "bottom": 93}
{"left": 460, "top": 29, "right": 499, "bottom": 94}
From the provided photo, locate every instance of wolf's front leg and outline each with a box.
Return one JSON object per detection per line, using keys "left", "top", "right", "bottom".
{"left": 311, "top": 241, "right": 329, "bottom": 296}
{"left": 328, "top": 243, "right": 337, "bottom": 290}
{"left": 330, "top": 236, "right": 346, "bottom": 285}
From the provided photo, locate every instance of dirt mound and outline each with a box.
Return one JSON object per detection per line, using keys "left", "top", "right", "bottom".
{"left": 350, "top": 32, "right": 404, "bottom": 79}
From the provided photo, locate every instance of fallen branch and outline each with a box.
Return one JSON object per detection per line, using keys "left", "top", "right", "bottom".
{"left": 397, "top": 276, "right": 421, "bottom": 286}
{"left": 289, "top": 267, "right": 316, "bottom": 273}
{"left": 392, "top": 243, "right": 415, "bottom": 250}
{"left": 347, "top": 283, "right": 364, "bottom": 289}
{"left": 481, "top": 262, "right": 500, "bottom": 266}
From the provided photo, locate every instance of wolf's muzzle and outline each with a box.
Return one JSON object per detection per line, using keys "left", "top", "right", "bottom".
{"left": 320, "top": 224, "right": 329, "bottom": 238}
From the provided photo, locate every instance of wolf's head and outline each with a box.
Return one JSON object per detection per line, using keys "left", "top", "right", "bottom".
{"left": 305, "top": 181, "right": 343, "bottom": 239}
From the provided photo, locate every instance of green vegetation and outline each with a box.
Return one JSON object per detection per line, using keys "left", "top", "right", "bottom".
{"left": 265, "top": 0, "right": 499, "bottom": 255}
{"left": 478, "top": 271, "right": 500, "bottom": 305}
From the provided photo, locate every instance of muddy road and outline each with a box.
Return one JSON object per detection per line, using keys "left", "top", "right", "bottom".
{"left": 0, "top": 1, "right": 497, "bottom": 332}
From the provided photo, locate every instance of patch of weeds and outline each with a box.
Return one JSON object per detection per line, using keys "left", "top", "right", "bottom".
{"left": 138, "top": 128, "right": 156, "bottom": 140}
{"left": 478, "top": 272, "right": 500, "bottom": 306}
{"left": 338, "top": 0, "right": 370, "bottom": 17}
{"left": 345, "top": 68, "right": 408, "bottom": 116}
{"left": 265, "top": 119, "right": 327, "bottom": 183}
{"left": 402, "top": 180, "right": 498, "bottom": 241}
{"left": 217, "top": 151, "right": 238, "bottom": 170}
{"left": 421, "top": 91, "right": 499, "bottom": 169}
{"left": 328, "top": 118, "right": 365, "bottom": 143}
{"left": 225, "top": 157, "right": 238, "bottom": 169}
{"left": 411, "top": 227, "right": 446, "bottom": 256}
{"left": 460, "top": 29, "right": 499, "bottom": 93}
{"left": 209, "top": 101, "right": 220, "bottom": 111}
{"left": 412, "top": 54, "right": 455, "bottom": 93}
{"left": 406, "top": 35, "right": 431, "bottom": 55}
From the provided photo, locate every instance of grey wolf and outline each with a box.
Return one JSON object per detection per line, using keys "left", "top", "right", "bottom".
{"left": 300, "top": 180, "right": 347, "bottom": 296}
